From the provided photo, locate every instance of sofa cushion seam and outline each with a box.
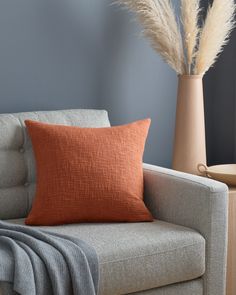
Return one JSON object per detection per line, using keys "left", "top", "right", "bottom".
{"left": 100, "top": 241, "right": 204, "bottom": 265}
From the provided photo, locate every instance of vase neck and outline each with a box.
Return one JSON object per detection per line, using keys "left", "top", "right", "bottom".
{"left": 178, "top": 74, "right": 203, "bottom": 80}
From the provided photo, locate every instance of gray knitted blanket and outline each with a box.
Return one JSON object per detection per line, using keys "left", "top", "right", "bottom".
{"left": 0, "top": 221, "right": 99, "bottom": 295}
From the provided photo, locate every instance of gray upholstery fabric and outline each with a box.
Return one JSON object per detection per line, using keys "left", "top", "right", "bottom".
{"left": 0, "top": 109, "right": 110, "bottom": 219}
{"left": 132, "top": 278, "right": 203, "bottom": 295}
{"left": 143, "top": 164, "right": 228, "bottom": 295}
{"left": 0, "top": 279, "right": 203, "bottom": 295}
{"left": 6, "top": 218, "right": 205, "bottom": 295}
{"left": 0, "top": 282, "right": 18, "bottom": 295}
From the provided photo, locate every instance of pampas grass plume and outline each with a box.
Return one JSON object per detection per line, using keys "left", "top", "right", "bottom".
{"left": 117, "top": 0, "right": 236, "bottom": 76}
{"left": 195, "top": 0, "right": 236, "bottom": 75}
{"left": 117, "top": 0, "right": 185, "bottom": 74}
{"left": 181, "top": 0, "right": 201, "bottom": 74}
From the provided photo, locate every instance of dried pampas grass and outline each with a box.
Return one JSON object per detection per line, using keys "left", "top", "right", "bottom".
{"left": 180, "top": 0, "right": 201, "bottom": 74}
{"left": 117, "top": 0, "right": 236, "bottom": 76}
{"left": 117, "top": 0, "right": 185, "bottom": 74}
{"left": 195, "top": 0, "right": 236, "bottom": 75}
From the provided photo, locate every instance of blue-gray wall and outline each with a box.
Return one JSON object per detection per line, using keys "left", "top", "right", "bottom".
{"left": 0, "top": 0, "right": 178, "bottom": 167}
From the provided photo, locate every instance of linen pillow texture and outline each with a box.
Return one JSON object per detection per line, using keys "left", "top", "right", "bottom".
{"left": 25, "top": 119, "right": 153, "bottom": 225}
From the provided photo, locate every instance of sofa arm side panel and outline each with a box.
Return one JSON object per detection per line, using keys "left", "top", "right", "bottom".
{"left": 143, "top": 164, "right": 228, "bottom": 295}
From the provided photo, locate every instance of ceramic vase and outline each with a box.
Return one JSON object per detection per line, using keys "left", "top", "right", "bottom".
{"left": 172, "top": 74, "right": 206, "bottom": 175}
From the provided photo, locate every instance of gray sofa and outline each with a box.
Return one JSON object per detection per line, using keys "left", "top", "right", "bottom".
{"left": 0, "top": 109, "right": 228, "bottom": 295}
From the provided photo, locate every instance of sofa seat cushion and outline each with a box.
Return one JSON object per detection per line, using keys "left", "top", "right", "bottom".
{"left": 7, "top": 219, "right": 205, "bottom": 295}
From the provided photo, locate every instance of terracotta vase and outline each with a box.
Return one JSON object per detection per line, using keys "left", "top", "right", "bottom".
{"left": 172, "top": 74, "right": 206, "bottom": 175}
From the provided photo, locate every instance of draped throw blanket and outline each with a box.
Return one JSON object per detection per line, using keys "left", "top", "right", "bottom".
{"left": 0, "top": 221, "right": 99, "bottom": 295}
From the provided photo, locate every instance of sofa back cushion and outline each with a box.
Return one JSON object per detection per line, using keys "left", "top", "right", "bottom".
{"left": 0, "top": 109, "right": 110, "bottom": 219}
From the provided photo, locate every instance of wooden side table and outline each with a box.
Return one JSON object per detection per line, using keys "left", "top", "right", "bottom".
{"left": 226, "top": 187, "right": 236, "bottom": 295}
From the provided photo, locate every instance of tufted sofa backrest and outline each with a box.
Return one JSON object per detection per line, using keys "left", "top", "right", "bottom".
{"left": 0, "top": 109, "right": 110, "bottom": 220}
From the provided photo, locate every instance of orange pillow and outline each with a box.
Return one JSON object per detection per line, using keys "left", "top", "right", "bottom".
{"left": 25, "top": 119, "right": 153, "bottom": 225}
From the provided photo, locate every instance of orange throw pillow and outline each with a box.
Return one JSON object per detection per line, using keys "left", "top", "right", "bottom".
{"left": 25, "top": 119, "right": 153, "bottom": 225}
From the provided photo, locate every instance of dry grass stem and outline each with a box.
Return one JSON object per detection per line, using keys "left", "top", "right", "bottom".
{"left": 180, "top": 0, "right": 201, "bottom": 74}
{"left": 195, "top": 0, "right": 236, "bottom": 75}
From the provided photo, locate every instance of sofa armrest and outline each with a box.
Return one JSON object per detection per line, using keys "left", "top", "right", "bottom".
{"left": 143, "top": 163, "right": 228, "bottom": 295}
